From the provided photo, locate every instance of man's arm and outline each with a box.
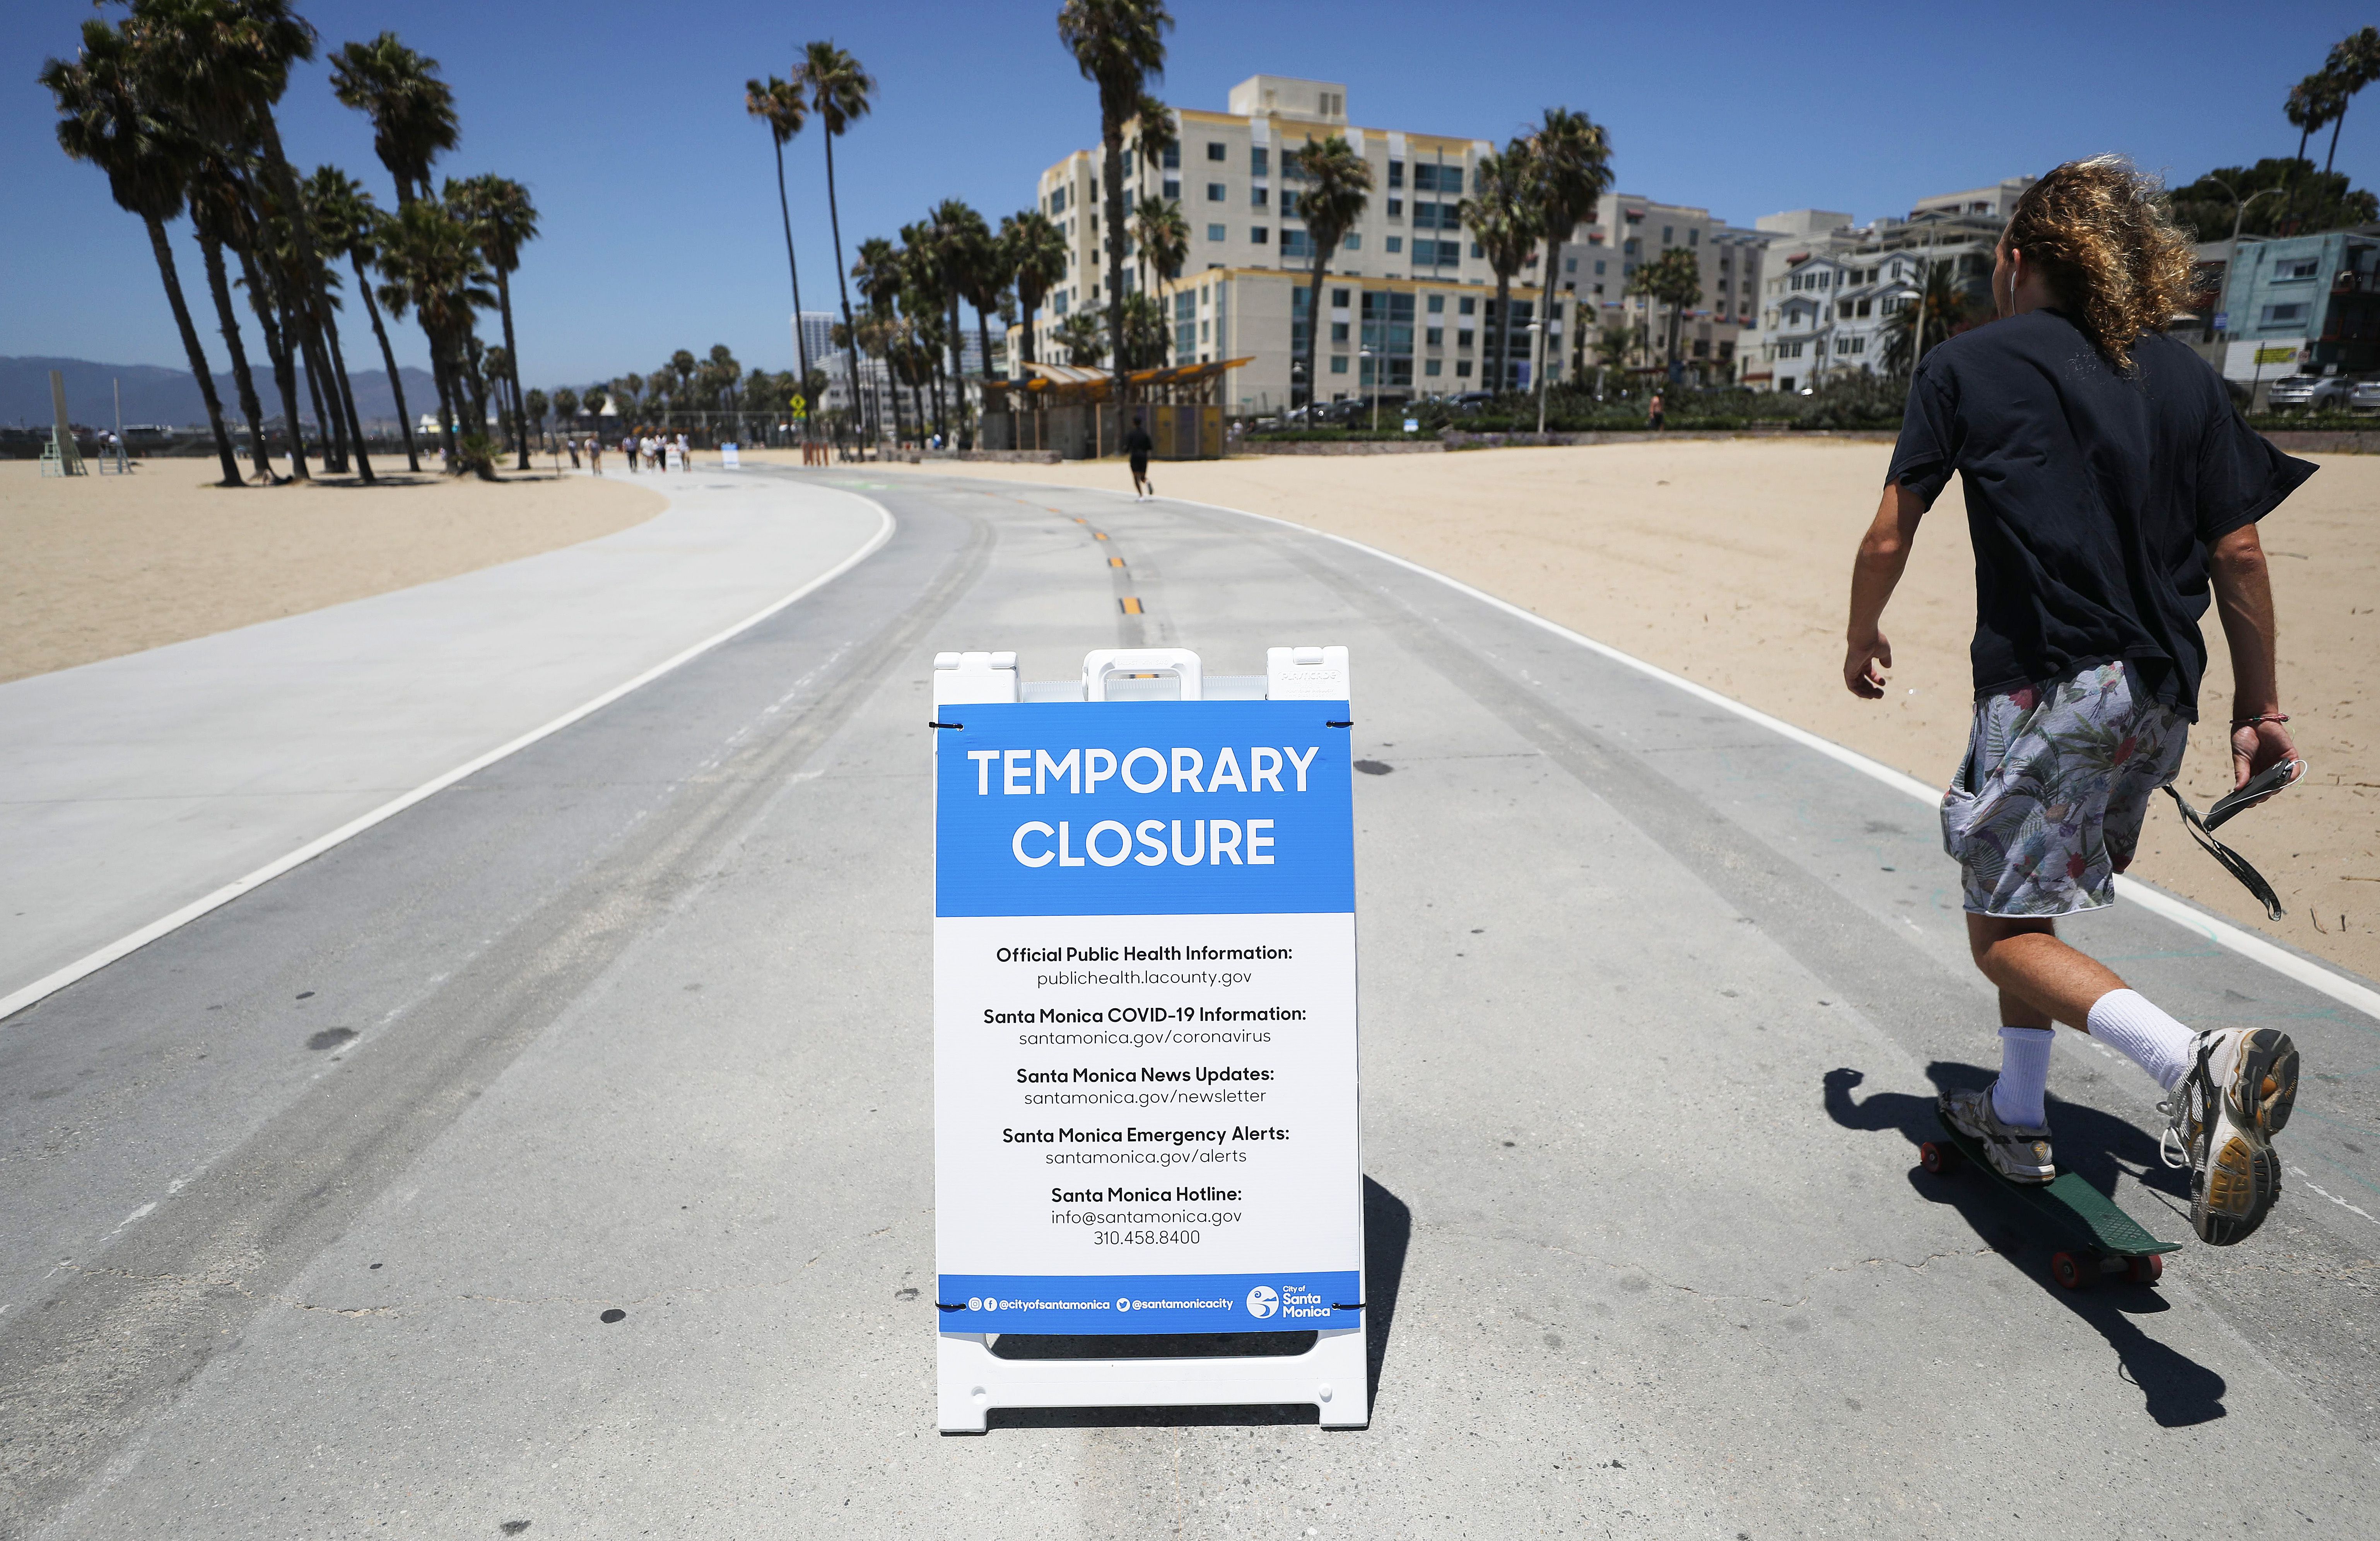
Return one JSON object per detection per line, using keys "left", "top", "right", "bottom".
{"left": 1843, "top": 481, "right": 1928, "bottom": 698}
{"left": 2208, "top": 521, "right": 2301, "bottom": 790}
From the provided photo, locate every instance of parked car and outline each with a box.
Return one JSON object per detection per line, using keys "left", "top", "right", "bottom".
{"left": 2350, "top": 377, "right": 2380, "bottom": 412}
{"left": 1445, "top": 391, "right": 1498, "bottom": 415}
{"left": 2265, "top": 372, "right": 2356, "bottom": 410}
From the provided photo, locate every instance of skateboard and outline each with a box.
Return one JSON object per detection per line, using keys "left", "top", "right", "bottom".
{"left": 1919, "top": 1108, "right": 2182, "bottom": 1290}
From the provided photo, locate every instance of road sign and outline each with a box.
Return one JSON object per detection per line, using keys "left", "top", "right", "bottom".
{"left": 2212, "top": 311, "right": 2228, "bottom": 332}
{"left": 931, "top": 646, "right": 1367, "bottom": 1432}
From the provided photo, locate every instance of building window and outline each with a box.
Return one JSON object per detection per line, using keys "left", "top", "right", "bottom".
{"left": 1383, "top": 236, "right": 1399, "bottom": 253}
{"left": 1458, "top": 296, "right": 1476, "bottom": 315}
{"left": 1206, "top": 222, "right": 1226, "bottom": 241}
{"left": 1252, "top": 186, "right": 1268, "bottom": 208}
{"left": 1662, "top": 225, "right": 1672, "bottom": 243}
{"left": 1425, "top": 357, "right": 1442, "bottom": 376}
{"left": 1163, "top": 178, "right": 1179, "bottom": 200}
{"left": 1200, "top": 318, "right": 1210, "bottom": 340}
{"left": 1595, "top": 259, "right": 1607, "bottom": 275}
{"left": 1333, "top": 287, "right": 1350, "bottom": 305}
{"left": 1470, "top": 241, "right": 1483, "bottom": 259}
{"left": 1250, "top": 147, "right": 1268, "bottom": 176}
{"left": 1456, "top": 359, "right": 1473, "bottom": 377}
{"left": 2276, "top": 258, "right": 2320, "bottom": 280}
{"left": 1251, "top": 226, "right": 1269, "bottom": 244}
{"left": 2260, "top": 302, "right": 2308, "bottom": 325}
{"left": 1207, "top": 142, "right": 1227, "bottom": 162}
{"left": 1387, "top": 159, "right": 1404, "bottom": 188}
{"left": 1688, "top": 228, "right": 1698, "bottom": 246}
{"left": 1282, "top": 229, "right": 1312, "bottom": 259}
{"left": 1457, "top": 328, "right": 1474, "bottom": 349}
{"left": 1855, "top": 299, "right": 1871, "bottom": 317}
{"left": 1330, "top": 355, "right": 1348, "bottom": 374}
{"left": 1426, "top": 293, "right": 1445, "bottom": 313}
{"left": 1345, "top": 233, "right": 1362, "bottom": 250}
{"left": 1206, "top": 183, "right": 1225, "bottom": 202}
{"left": 1779, "top": 376, "right": 1794, "bottom": 392}
{"left": 1053, "top": 290, "right": 1068, "bottom": 315}
{"left": 1163, "top": 145, "right": 1180, "bottom": 169}
{"left": 1565, "top": 257, "right": 1577, "bottom": 273}
{"left": 1425, "top": 325, "right": 1443, "bottom": 345}
{"left": 1387, "top": 197, "right": 1403, "bottom": 218}
{"left": 1331, "top": 321, "right": 1349, "bottom": 342}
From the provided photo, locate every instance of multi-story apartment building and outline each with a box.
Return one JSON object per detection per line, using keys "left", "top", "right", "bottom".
{"left": 1742, "top": 178, "right": 2033, "bottom": 391}
{"left": 2196, "top": 226, "right": 2380, "bottom": 390}
{"left": 1549, "top": 194, "right": 1769, "bottom": 384}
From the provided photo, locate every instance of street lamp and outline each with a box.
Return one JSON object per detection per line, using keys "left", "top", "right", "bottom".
{"left": 1359, "top": 347, "right": 1377, "bottom": 432}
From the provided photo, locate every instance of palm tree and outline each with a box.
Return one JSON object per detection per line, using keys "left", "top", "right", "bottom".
{"left": 2322, "top": 29, "right": 2380, "bottom": 176}
{"left": 291, "top": 177, "right": 374, "bottom": 481}
{"left": 1460, "top": 144, "right": 1539, "bottom": 395}
{"left": 1054, "top": 312, "right": 1107, "bottom": 365}
{"left": 140, "top": 0, "right": 339, "bottom": 479}
{"left": 924, "top": 199, "right": 994, "bottom": 436}
{"left": 1523, "top": 108, "right": 1612, "bottom": 417}
{"left": 1001, "top": 210, "right": 1069, "bottom": 369}
{"left": 745, "top": 76, "right": 813, "bottom": 406}
{"left": 375, "top": 194, "right": 492, "bottom": 471}
{"left": 43, "top": 19, "right": 242, "bottom": 485}
{"left": 2287, "top": 74, "right": 2343, "bottom": 180}
{"left": 1119, "top": 291, "right": 1170, "bottom": 368}
{"left": 448, "top": 174, "right": 539, "bottom": 469}
{"left": 1627, "top": 247, "right": 1703, "bottom": 380}
{"left": 1881, "top": 261, "right": 1970, "bottom": 377}
{"left": 188, "top": 153, "right": 273, "bottom": 479}
{"left": 328, "top": 31, "right": 457, "bottom": 208}
{"left": 1131, "top": 194, "right": 1188, "bottom": 295}
{"left": 852, "top": 233, "right": 907, "bottom": 443}
{"left": 1057, "top": 0, "right": 1172, "bottom": 397}
{"left": 1285, "top": 135, "right": 1372, "bottom": 411}
{"left": 959, "top": 215, "right": 1013, "bottom": 395}
{"left": 308, "top": 167, "right": 418, "bottom": 470}
{"left": 795, "top": 41, "right": 875, "bottom": 448}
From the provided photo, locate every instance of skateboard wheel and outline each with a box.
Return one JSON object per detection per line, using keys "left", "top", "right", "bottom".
{"left": 2049, "top": 1250, "right": 2096, "bottom": 1291}
{"left": 1918, "top": 1140, "right": 1958, "bottom": 1175}
{"left": 2125, "top": 1254, "right": 2164, "bottom": 1286}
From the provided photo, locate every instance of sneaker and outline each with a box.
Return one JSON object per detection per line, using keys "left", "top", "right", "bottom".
{"left": 1941, "top": 1084, "right": 2055, "bottom": 1184}
{"left": 2161, "top": 1027, "right": 2298, "bottom": 1245}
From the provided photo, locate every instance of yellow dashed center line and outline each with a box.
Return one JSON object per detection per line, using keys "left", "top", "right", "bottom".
{"left": 1108, "top": 556, "right": 1125, "bottom": 568}
{"left": 1119, "top": 597, "right": 1145, "bottom": 615}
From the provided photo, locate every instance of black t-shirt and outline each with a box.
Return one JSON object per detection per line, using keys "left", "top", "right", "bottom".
{"left": 1124, "top": 427, "right": 1152, "bottom": 457}
{"left": 1886, "top": 309, "right": 2314, "bottom": 719}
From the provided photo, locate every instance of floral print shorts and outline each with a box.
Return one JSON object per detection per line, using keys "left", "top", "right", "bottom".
{"left": 1941, "top": 660, "right": 2190, "bottom": 917}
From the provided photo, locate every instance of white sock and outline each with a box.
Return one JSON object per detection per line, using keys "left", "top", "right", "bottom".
{"left": 2085, "top": 989, "right": 2196, "bottom": 1093}
{"left": 1992, "top": 1026, "right": 2055, "bottom": 1127}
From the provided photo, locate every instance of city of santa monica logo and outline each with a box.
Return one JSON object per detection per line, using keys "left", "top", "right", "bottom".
{"left": 1245, "top": 1285, "right": 1279, "bottom": 1319}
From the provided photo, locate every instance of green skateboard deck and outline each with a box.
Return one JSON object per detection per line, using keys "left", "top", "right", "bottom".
{"left": 1921, "top": 1107, "right": 2181, "bottom": 1290}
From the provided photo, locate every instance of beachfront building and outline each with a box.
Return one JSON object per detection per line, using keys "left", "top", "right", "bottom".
{"left": 2195, "top": 226, "right": 2380, "bottom": 389}
{"left": 1741, "top": 178, "right": 2033, "bottom": 391}
{"left": 1024, "top": 75, "right": 1775, "bottom": 410}
{"left": 1551, "top": 194, "right": 1771, "bottom": 385}
{"left": 1029, "top": 75, "right": 1532, "bottom": 411}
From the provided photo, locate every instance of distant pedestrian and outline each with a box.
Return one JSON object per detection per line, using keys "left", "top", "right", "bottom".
{"left": 1647, "top": 391, "right": 1665, "bottom": 431}
{"left": 587, "top": 437, "right": 602, "bottom": 474}
{"left": 1123, "top": 412, "right": 1154, "bottom": 500}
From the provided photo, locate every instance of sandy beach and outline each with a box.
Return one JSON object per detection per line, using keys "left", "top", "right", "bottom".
{"left": 875, "top": 443, "right": 2380, "bottom": 983}
{"left": 1, "top": 459, "right": 663, "bottom": 683}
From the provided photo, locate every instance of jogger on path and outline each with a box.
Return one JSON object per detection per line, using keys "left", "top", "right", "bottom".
{"left": 1843, "top": 157, "right": 2314, "bottom": 1246}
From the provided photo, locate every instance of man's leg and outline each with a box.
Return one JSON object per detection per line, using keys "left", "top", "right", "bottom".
{"left": 1967, "top": 914, "right": 2195, "bottom": 1092}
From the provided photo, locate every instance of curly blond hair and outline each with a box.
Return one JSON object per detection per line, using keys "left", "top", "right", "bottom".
{"left": 2003, "top": 156, "right": 2195, "bottom": 373}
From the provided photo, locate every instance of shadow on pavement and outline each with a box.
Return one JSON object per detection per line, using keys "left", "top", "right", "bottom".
{"left": 1823, "top": 1065, "right": 2227, "bottom": 1428}
{"left": 982, "top": 1176, "right": 1413, "bottom": 1432}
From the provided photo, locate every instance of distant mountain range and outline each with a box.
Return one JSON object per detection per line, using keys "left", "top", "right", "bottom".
{"left": 3, "top": 355, "right": 439, "bottom": 431}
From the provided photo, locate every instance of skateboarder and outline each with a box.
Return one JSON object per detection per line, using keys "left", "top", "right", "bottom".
{"left": 1842, "top": 156, "right": 2313, "bottom": 1245}
{"left": 1123, "top": 412, "right": 1154, "bottom": 501}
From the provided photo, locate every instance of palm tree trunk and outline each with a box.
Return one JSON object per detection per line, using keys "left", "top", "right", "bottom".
{"left": 430, "top": 347, "right": 458, "bottom": 469}
{"left": 771, "top": 135, "right": 810, "bottom": 440}
{"left": 146, "top": 214, "right": 241, "bottom": 487}
{"left": 239, "top": 244, "right": 309, "bottom": 480}
{"left": 1302, "top": 248, "right": 1331, "bottom": 411}
{"left": 1492, "top": 275, "right": 1513, "bottom": 395}
{"left": 1101, "top": 117, "right": 1128, "bottom": 412}
{"left": 256, "top": 114, "right": 346, "bottom": 470}
{"left": 495, "top": 265, "right": 530, "bottom": 470}
{"left": 2325, "top": 105, "right": 2349, "bottom": 177}
{"left": 1537, "top": 236, "right": 1566, "bottom": 390}
{"left": 198, "top": 231, "right": 271, "bottom": 481}
{"left": 294, "top": 300, "right": 343, "bottom": 472}
{"left": 824, "top": 130, "right": 869, "bottom": 452}
{"left": 323, "top": 303, "right": 375, "bottom": 483}
{"left": 353, "top": 253, "right": 419, "bottom": 471}
{"left": 949, "top": 289, "right": 969, "bottom": 443}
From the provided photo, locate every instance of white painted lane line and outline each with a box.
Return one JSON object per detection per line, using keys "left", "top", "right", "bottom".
{"left": 1134, "top": 486, "right": 2380, "bottom": 1025}
{"left": 0, "top": 498, "right": 895, "bottom": 1026}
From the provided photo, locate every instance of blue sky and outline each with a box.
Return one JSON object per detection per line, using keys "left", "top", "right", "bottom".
{"left": 5, "top": 0, "right": 2373, "bottom": 386}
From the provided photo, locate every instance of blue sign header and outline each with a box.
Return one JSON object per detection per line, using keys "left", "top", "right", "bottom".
{"left": 934, "top": 700, "right": 1354, "bottom": 918}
